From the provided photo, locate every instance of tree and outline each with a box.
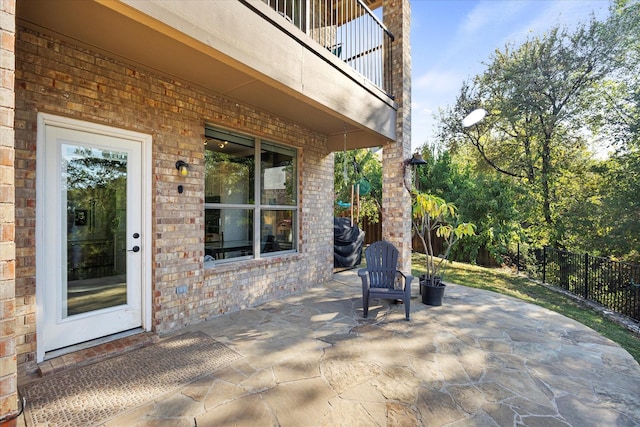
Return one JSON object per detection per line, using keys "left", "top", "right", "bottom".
{"left": 411, "top": 192, "right": 475, "bottom": 282}
{"left": 333, "top": 148, "right": 382, "bottom": 224}
{"left": 439, "top": 3, "right": 639, "bottom": 248}
{"left": 595, "top": 150, "right": 640, "bottom": 262}
{"left": 588, "top": 0, "right": 640, "bottom": 262}
{"left": 590, "top": 0, "right": 640, "bottom": 152}
{"left": 415, "top": 146, "right": 524, "bottom": 265}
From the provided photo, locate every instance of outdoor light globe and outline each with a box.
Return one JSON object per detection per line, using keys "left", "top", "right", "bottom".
{"left": 462, "top": 109, "right": 487, "bottom": 128}
{"left": 175, "top": 160, "right": 189, "bottom": 177}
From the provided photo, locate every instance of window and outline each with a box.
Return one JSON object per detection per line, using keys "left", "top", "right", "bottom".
{"left": 204, "top": 127, "right": 297, "bottom": 262}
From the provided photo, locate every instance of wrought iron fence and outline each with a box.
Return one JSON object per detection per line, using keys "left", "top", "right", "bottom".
{"left": 529, "top": 247, "right": 640, "bottom": 322}
{"left": 67, "top": 239, "right": 123, "bottom": 281}
{"left": 261, "top": 0, "right": 394, "bottom": 94}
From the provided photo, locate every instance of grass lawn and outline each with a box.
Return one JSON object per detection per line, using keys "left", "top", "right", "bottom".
{"left": 411, "top": 252, "right": 640, "bottom": 364}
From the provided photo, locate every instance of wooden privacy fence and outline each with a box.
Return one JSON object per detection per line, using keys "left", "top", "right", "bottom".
{"left": 360, "top": 215, "right": 382, "bottom": 245}
{"left": 357, "top": 215, "right": 498, "bottom": 267}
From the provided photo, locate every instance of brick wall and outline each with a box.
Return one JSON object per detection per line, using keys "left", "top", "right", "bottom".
{"left": 14, "top": 26, "right": 334, "bottom": 376}
{"left": 382, "top": 0, "right": 412, "bottom": 273}
{"left": 0, "top": 0, "right": 17, "bottom": 422}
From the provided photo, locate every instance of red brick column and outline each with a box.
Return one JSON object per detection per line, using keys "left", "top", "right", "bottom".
{"left": 382, "top": 0, "right": 412, "bottom": 273}
{"left": 0, "top": 0, "right": 17, "bottom": 424}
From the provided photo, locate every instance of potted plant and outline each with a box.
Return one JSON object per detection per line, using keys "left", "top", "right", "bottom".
{"left": 412, "top": 192, "right": 476, "bottom": 305}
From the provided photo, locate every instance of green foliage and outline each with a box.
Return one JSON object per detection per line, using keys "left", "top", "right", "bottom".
{"left": 414, "top": 147, "right": 523, "bottom": 265}
{"left": 435, "top": 1, "right": 640, "bottom": 261}
{"left": 411, "top": 192, "right": 476, "bottom": 281}
{"left": 333, "top": 149, "right": 382, "bottom": 224}
{"left": 452, "top": 21, "right": 612, "bottom": 241}
{"left": 590, "top": 1, "right": 640, "bottom": 150}
{"left": 593, "top": 150, "right": 640, "bottom": 262}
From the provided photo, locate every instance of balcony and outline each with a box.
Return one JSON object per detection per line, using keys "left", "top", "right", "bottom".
{"left": 261, "top": 0, "right": 393, "bottom": 95}
{"left": 17, "top": 0, "right": 397, "bottom": 148}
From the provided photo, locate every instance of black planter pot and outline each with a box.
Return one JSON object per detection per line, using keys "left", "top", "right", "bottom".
{"left": 419, "top": 276, "right": 445, "bottom": 306}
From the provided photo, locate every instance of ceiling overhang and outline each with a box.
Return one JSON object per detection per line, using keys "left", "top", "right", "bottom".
{"left": 16, "top": 0, "right": 396, "bottom": 150}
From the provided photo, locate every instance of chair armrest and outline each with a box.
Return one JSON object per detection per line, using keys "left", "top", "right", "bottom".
{"left": 399, "top": 272, "right": 413, "bottom": 291}
{"left": 397, "top": 271, "right": 415, "bottom": 283}
{"left": 358, "top": 268, "right": 369, "bottom": 290}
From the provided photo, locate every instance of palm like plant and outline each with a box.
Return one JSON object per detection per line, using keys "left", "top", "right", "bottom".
{"left": 412, "top": 192, "right": 476, "bottom": 284}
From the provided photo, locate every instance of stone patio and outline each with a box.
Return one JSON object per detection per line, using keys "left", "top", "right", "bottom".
{"left": 20, "top": 269, "right": 640, "bottom": 426}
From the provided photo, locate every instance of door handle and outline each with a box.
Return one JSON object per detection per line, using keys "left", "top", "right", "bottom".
{"left": 128, "top": 246, "right": 140, "bottom": 253}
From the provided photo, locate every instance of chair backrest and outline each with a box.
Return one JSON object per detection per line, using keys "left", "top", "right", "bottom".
{"left": 206, "top": 233, "right": 222, "bottom": 243}
{"left": 365, "top": 241, "right": 399, "bottom": 289}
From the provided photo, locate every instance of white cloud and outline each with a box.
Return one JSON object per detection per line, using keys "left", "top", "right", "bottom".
{"left": 501, "top": 0, "right": 609, "bottom": 46}
{"left": 411, "top": 100, "right": 435, "bottom": 122}
{"left": 432, "top": 1, "right": 533, "bottom": 70}
{"left": 461, "top": 4, "right": 492, "bottom": 35}
{"left": 415, "top": 70, "right": 465, "bottom": 93}
{"left": 460, "top": 1, "right": 532, "bottom": 36}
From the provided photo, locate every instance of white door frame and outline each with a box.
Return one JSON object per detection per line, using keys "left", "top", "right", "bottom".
{"left": 35, "top": 113, "right": 152, "bottom": 363}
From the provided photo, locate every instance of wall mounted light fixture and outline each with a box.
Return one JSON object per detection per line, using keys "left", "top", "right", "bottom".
{"left": 403, "top": 152, "right": 428, "bottom": 193}
{"left": 175, "top": 160, "right": 189, "bottom": 177}
{"left": 406, "top": 152, "right": 428, "bottom": 166}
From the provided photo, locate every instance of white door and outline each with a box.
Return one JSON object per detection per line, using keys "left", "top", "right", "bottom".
{"left": 38, "top": 117, "right": 147, "bottom": 355}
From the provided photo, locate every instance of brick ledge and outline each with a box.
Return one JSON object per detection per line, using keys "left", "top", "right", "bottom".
{"left": 35, "top": 332, "right": 159, "bottom": 378}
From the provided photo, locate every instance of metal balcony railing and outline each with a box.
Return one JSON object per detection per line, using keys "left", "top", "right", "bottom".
{"left": 262, "top": 0, "right": 394, "bottom": 96}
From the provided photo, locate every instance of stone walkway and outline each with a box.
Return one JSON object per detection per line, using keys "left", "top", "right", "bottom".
{"left": 24, "top": 269, "right": 640, "bottom": 426}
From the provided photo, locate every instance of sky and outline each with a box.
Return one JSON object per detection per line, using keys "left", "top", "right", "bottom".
{"left": 410, "top": 0, "right": 611, "bottom": 151}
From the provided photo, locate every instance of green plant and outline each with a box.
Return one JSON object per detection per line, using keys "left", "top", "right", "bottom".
{"left": 411, "top": 192, "right": 476, "bottom": 284}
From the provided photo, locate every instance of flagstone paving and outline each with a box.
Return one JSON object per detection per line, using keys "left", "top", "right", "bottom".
{"left": 24, "top": 269, "right": 640, "bottom": 426}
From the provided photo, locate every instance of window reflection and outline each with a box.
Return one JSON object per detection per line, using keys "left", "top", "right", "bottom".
{"left": 63, "top": 145, "right": 128, "bottom": 315}
{"left": 204, "top": 133, "right": 254, "bottom": 205}
{"left": 204, "top": 128, "right": 297, "bottom": 262}
{"left": 204, "top": 208, "right": 253, "bottom": 260}
{"left": 261, "top": 142, "right": 296, "bottom": 206}
{"left": 261, "top": 210, "right": 294, "bottom": 253}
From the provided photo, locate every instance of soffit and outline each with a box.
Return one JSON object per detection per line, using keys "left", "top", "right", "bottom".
{"left": 16, "top": 0, "right": 392, "bottom": 146}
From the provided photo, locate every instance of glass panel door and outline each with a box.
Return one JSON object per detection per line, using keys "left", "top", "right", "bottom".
{"left": 41, "top": 124, "right": 142, "bottom": 354}
{"left": 64, "top": 144, "right": 128, "bottom": 316}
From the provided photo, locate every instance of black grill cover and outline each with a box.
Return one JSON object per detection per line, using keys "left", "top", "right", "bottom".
{"left": 334, "top": 217, "right": 364, "bottom": 268}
